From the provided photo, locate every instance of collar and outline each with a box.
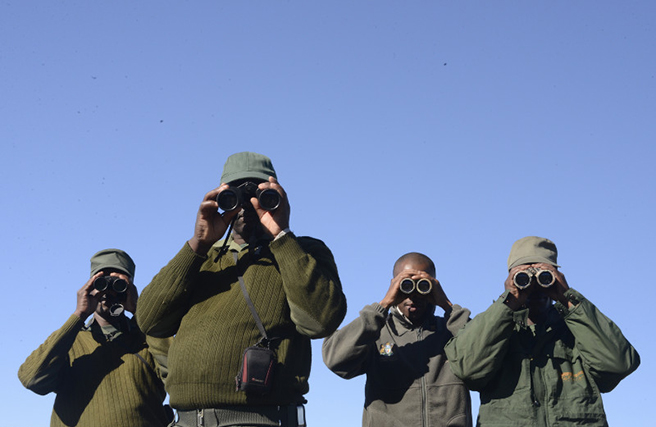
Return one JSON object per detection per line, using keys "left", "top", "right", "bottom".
{"left": 390, "top": 306, "right": 437, "bottom": 333}
{"left": 85, "top": 315, "right": 132, "bottom": 342}
{"left": 511, "top": 305, "right": 562, "bottom": 331}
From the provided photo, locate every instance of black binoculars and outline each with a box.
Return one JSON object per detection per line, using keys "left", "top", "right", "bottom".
{"left": 93, "top": 276, "right": 129, "bottom": 293}
{"left": 512, "top": 267, "right": 556, "bottom": 290}
{"left": 399, "top": 278, "right": 432, "bottom": 295}
{"left": 216, "top": 181, "right": 281, "bottom": 212}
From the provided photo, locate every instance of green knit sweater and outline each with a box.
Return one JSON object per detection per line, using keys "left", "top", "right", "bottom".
{"left": 136, "top": 232, "right": 347, "bottom": 410}
{"left": 18, "top": 315, "right": 169, "bottom": 427}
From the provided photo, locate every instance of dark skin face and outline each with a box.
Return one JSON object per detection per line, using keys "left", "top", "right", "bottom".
{"left": 380, "top": 257, "right": 451, "bottom": 327}
{"left": 74, "top": 268, "right": 137, "bottom": 327}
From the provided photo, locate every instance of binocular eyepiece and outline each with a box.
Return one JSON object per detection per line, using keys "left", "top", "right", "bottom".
{"left": 399, "top": 278, "right": 432, "bottom": 295}
{"left": 216, "top": 181, "right": 281, "bottom": 212}
{"left": 93, "top": 276, "right": 129, "bottom": 293}
{"left": 512, "top": 267, "right": 555, "bottom": 290}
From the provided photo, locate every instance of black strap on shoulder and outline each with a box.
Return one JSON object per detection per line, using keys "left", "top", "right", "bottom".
{"left": 232, "top": 251, "right": 269, "bottom": 343}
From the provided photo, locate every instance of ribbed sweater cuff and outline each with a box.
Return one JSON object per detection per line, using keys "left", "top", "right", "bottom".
{"left": 267, "top": 231, "right": 298, "bottom": 256}
{"left": 65, "top": 314, "right": 86, "bottom": 333}
{"left": 168, "top": 242, "right": 210, "bottom": 283}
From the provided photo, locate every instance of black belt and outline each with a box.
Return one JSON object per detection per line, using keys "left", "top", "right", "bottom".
{"left": 174, "top": 404, "right": 305, "bottom": 427}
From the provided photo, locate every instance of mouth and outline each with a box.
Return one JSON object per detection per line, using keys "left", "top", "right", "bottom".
{"left": 403, "top": 300, "right": 422, "bottom": 312}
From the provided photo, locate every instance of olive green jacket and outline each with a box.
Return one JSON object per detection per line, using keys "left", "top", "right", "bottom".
{"left": 444, "top": 289, "right": 640, "bottom": 427}
{"left": 323, "top": 303, "right": 472, "bottom": 427}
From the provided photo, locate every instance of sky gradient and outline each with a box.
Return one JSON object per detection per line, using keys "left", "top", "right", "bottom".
{"left": 2, "top": 2, "right": 654, "bottom": 425}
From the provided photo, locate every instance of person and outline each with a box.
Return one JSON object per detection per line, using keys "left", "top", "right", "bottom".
{"left": 322, "top": 252, "right": 472, "bottom": 427}
{"left": 136, "top": 151, "right": 347, "bottom": 427}
{"left": 18, "top": 249, "right": 171, "bottom": 427}
{"left": 444, "top": 236, "right": 640, "bottom": 426}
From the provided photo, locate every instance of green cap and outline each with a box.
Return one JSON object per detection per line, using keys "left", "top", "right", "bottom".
{"left": 220, "top": 152, "right": 277, "bottom": 184}
{"left": 507, "top": 236, "right": 560, "bottom": 271}
{"left": 90, "top": 249, "right": 136, "bottom": 278}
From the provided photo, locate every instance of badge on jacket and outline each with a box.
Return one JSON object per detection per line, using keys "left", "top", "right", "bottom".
{"left": 379, "top": 342, "right": 394, "bottom": 357}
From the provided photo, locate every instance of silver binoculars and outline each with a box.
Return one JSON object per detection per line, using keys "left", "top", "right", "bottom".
{"left": 512, "top": 267, "right": 556, "bottom": 290}
{"left": 399, "top": 278, "right": 432, "bottom": 295}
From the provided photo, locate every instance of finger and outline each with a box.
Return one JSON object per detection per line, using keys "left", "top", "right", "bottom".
{"left": 263, "top": 176, "right": 287, "bottom": 199}
{"left": 205, "top": 185, "right": 228, "bottom": 201}
{"left": 199, "top": 199, "right": 220, "bottom": 215}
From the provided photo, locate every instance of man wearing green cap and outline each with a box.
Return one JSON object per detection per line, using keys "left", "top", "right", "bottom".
{"left": 444, "top": 236, "right": 640, "bottom": 426}
{"left": 18, "top": 249, "right": 171, "bottom": 427}
{"left": 137, "top": 152, "right": 347, "bottom": 426}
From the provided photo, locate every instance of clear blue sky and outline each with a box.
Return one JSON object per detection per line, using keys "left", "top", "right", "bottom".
{"left": 2, "top": 2, "right": 654, "bottom": 426}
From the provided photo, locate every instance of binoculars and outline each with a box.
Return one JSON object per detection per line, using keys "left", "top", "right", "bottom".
{"left": 399, "top": 278, "right": 432, "bottom": 295}
{"left": 512, "top": 267, "right": 556, "bottom": 290}
{"left": 93, "top": 276, "right": 129, "bottom": 293}
{"left": 216, "top": 181, "right": 281, "bottom": 212}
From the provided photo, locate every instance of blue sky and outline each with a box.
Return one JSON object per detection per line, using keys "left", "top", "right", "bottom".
{"left": 2, "top": 2, "right": 654, "bottom": 425}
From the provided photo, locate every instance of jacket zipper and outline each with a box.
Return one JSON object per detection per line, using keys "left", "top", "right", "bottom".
{"left": 418, "top": 326, "right": 428, "bottom": 427}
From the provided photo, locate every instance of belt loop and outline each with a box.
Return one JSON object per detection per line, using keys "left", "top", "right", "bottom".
{"left": 197, "top": 409, "right": 204, "bottom": 427}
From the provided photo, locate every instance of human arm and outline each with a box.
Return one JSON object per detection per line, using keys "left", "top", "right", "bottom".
{"left": 136, "top": 243, "right": 208, "bottom": 337}
{"left": 269, "top": 233, "right": 347, "bottom": 338}
{"left": 556, "top": 288, "right": 640, "bottom": 392}
{"left": 444, "top": 293, "right": 518, "bottom": 390}
{"left": 18, "top": 274, "right": 107, "bottom": 394}
{"left": 145, "top": 334, "right": 173, "bottom": 382}
{"left": 322, "top": 304, "right": 388, "bottom": 379}
{"left": 17, "top": 315, "right": 84, "bottom": 395}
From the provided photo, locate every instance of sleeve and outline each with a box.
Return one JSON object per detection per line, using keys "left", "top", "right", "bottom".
{"left": 269, "top": 233, "right": 347, "bottom": 338}
{"left": 145, "top": 334, "right": 173, "bottom": 383}
{"left": 322, "top": 303, "right": 388, "bottom": 379}
{"left": 444, "top": 292, "right": 517, "bottom": 390}
{"left": 136, "top": 243, "right": 207, "bottom": 337}
{"left": 444, "top": 304, "right": 471, "bottom": 337}
{"left": 17, "top": 315, "right": 85, "bottom": 395}
{"left": 556, "top": 288, "right": 640, "bottom": 392}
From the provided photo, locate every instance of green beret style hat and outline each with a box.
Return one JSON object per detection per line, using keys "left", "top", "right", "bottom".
{"left": 507, "top": 236, "right": 560, "bottom": 271}
{"left": 220, "top": 152, "right": 277, "bottom": 184}
{"left": 90, "top": 249, "right": 136, "bottom": 278}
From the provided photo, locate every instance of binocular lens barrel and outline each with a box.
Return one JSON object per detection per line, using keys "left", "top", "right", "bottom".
{"left": 399, "top": 278, "right": 432, "bottom": 295}
{"left": 400, "top": 278, "right": 415, "bottom": 294}
{"left": 216, "top": 185, "right": 281, "bottom": 212}
{"left": 536, "top": 270, "right": 555, "bottom": 287}
{"left": 217, "top": 189, "right": 240, "bottom": 212}
{"left": 256, "top": 188, "right": 281, "bottom": 211}
{"left": 93, "top": 276, "right": 128, "bottom": 293}
{"left": 512, "top": 269, "right": 555, "bottom": 289}
{"left": 513, "top": 271, "right": 532, "bottom": 289}
{"left": 415, "top": 279, "right": 432, "bottom": 294}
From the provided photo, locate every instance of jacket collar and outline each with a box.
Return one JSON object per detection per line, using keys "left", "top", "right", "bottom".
{"left": 389, "top": 306, "right": 437, "bottom": 335}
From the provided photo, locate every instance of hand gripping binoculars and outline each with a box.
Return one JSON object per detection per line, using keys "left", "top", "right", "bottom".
{"left": 399, "top": 278, "right": 433, "bottom": 295}
{"left": 93, "top": 275, "right": 129, "bottom": 293}
{"left": 512, "top": 267, "right": 556, "bottom": 290}
{"left": 92, "top": 275, "right": 129, "bottom": 317}
{"left": 216, "top": 181, "right": 281, "bottom": 212}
